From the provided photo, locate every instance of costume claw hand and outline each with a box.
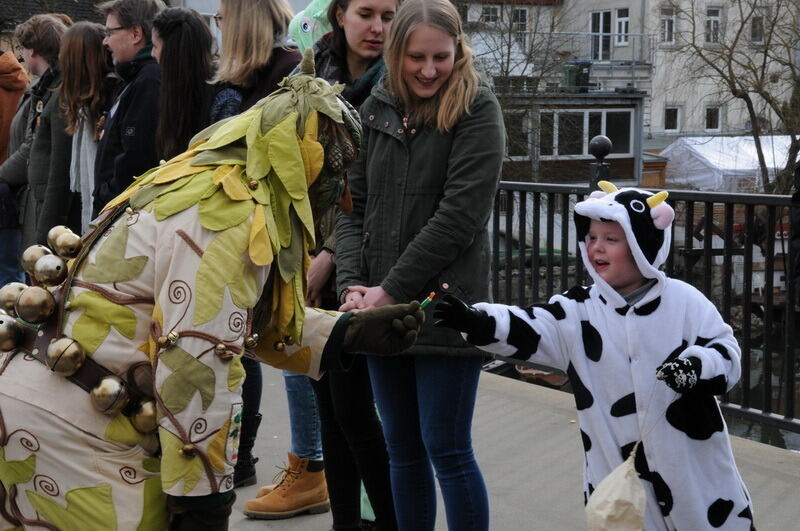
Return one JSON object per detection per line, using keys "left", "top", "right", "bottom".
{"left": 656, "top": 357, "right": 702, "bottom": 392}
{"left": 344, "top": 301, "right": 424, "bottom": 355}
{"left": 433, "top": 294, "right": 496, "bottom": 346}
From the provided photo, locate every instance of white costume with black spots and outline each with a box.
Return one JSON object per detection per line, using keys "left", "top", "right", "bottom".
{"left": 471, "top": 186, "right": 754, "bottom": 530}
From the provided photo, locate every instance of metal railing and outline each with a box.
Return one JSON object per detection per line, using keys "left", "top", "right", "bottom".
{"left": 491, "top": 182, "right": 799, "bottom": 434}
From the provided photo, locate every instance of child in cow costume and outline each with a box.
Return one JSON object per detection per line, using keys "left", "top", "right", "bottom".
{"left": 435, "top": 181, "right": 755, "bottom": 530}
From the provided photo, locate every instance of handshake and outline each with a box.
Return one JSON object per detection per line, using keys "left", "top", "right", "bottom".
{"left": 342, "top": 301, "right": 425, "bottom": 355}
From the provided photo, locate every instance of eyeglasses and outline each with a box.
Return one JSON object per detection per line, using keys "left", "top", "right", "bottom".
{"left": 213, "top": 14, "right": 223, "bottom": 27}
{"left": 103, "top": 25, "right": 127, "bottom": 37}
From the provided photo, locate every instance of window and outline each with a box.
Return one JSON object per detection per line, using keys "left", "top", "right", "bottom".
{"left": 456, "top": 3, "right": 468, "bottom": 24}
{"left": 664, "top": 107, "right": 680, "bottom": 131}
{"left": 591, "top": 11, "right": 612, "bottom": 60}
{"left": 751, "top": 9, "right": 766, "bottom": 43}
{"left": 616, "top": 8, "right": 629, "bottom": 45}
{"left": 504, "top": 112, "right": 529, "bottom": 158}
{"left": 537, "top": 109, "right": 634, "bottom": 159}
{"left": 660, "top": 8, "right": 675, "bottom": 44}
{"left": 513, "top": 8, "right": 528, "bottom": 48}
{"left": 480, "top": 6, "right": 499, "bottom": 24}
{"left": 706, "top": 7, "right": 721, "bottom": 43}
{"left": 705, "top": 106, "right": 721, "bottom": 130}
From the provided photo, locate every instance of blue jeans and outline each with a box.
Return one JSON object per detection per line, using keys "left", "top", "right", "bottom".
{"left": 283, "top": 370, "right": 322, "bottom": 460}
{"left": 0, "top": 229, "right": 24, "bottom": 286}
{"left": 367, "top": 355, "right": 489, "bottom": 531}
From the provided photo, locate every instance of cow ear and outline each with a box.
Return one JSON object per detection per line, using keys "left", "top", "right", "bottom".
{"left": 651, "top": 203, "right": 675, "bottom": 230}
{"left": 589, "top": 191, "right": 606, "bottom": 199}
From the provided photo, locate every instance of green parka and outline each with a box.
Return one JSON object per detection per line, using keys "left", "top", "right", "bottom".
{"left": 336, "top": 83, "right": 505, "bottom": 355}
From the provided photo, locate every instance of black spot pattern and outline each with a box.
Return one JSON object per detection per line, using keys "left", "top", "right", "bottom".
{"left": 610, "top": 393, "right": 637, "bottom": 417}
{"left": 662, "top": 340, "right": 689, "bottom": 364}
{"left": 506, "top": 311, "right": 541, "bottom": 360}
{"left": 615, "top": 305, "right": 630, "bottom": 315}
{"left": 567, "top": 362, "right": 594, "bottom": 410}
{"left": 581, "top": 321, "right": 603, "bottom": 362}
{"left": 695, "top": 336, "right": 712, "bottom": 346}
{"left": 627, "top": 443, "right": 674, "bottom": 517}
{"left": 531, "top": 301, "right": 566, "bottom": 320}
{"left": 581, "top": 430, "right": 592, "bottom": 452}
{"left": 634, "top": 296, "right": 661, "bottom": 315}
{"left": 564, "top": 286, "right": 590, "bottom": 302}
{"left": 465, "top": 314, "right": 498, "bottom": 346}
{"left": 598, "top": 294, "right": 607, "bottom": 305}
{"left": 614, "top": 190, "right": 664, "bottom": 263}
{"left": 619, "top": 441, "right": 637, "bottom": 463}
{"left": 707, "top": 498, "right": 734, "bottom": 527}
{"left": 695, "top": 374, "right": 728, "bottom": 396}
{"left": 666, "top": 390, "right": 724, "bottom": 439}
{"left": 709, "top": 343, "right": 732, "bottom": 360}
{"left": 523, "top": 306, "right": 537, "bottom": 320}
{"left": 737, "top": 506, "right": 755, "bottom": 530}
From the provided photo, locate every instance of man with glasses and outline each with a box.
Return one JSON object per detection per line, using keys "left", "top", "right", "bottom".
{"left": 93, "top": 0, "right": 165, "bottom": 218}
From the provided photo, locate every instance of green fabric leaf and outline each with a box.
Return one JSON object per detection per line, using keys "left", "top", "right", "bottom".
{"left": 267, "top": 112, "right": 307, "bottom": 201}
{"left": 191, "top": 143, "right": 247, "bottom": 167}
{"left": 153, "top": 171, "right": 216, "bottom": 221}
{"left": 104, "top": 413, "right": 145, "bottom": 446}
{"left": 81, "top": 223, "right": 148, "bottom": 284}
{"left": 194, "top": 222, "right": 259, "bottom": 325}
{"left": 159, "top": 429, "right": 205, "bottom": 494}
{"left": 142, "top": 457, "right": 160, "bottom": 474}
{"left": 130, "top": 183, "right": 166, "bottom": 210}
{"left": 159, "top": 346, "right": 216, "bottom": 413}
{"left": 227, "top": 356, "right": 245, "bottom": 390}
{"left": 277, "top": 213, "right": 304, "bottom": 284}
{"left": 269, "top": 173, "right": 293, "bottom": 249}
{"left": 194, "top": 105, "right": 261, "bottom": 152}
{"left": 70, "top": 291, "right": 138, "bottom": 354}
{"left": 0, "top": 447, "right": 35, "bottom": 492}
{"left": 137, "top": 476, "right": 168, "bottom": 531}
{"left": 26, "top": 485, "right": 116, "bottom": 531}
{"left": 198, "top": 189, "right": 255, "bottom": 232}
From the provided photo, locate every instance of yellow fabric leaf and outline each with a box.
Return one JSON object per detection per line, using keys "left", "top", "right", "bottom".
{"left": 198, "top": 189, "right": 256, "bottom": 232}
{"left": 207, "top": 418, "right": 230, "bottom": 473}
{"left": 267, "top": 112, "right": 307, "bottom": 201}
{"left": 249, "top": 206, "right": 273, "bottom": 266}
{"left": 299, "top": 111, "right": 324, "bottom": 185}
{"left": 217, "top": 165, "right": 251, "bottom": 201}
{"left": 194, "top": 105, "right": 261, "bottom": 152}
{"left": 227, "top": 355, "right": 245, "bottom": 390}
{"left": 159, "top": 429, "right": 205, "bottom": 495}
{"left": 104, "top": 414, "right": 144, "bottom": 446}
{"left": 151, "top": 158, "right": 213, "bottom": 185}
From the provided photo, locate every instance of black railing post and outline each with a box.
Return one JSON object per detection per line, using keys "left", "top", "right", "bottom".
{"left": 588, "top": 135, "right": 612, "bottom": 189}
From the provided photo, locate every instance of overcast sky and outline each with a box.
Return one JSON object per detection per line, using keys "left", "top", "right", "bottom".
{"left": 289, "top": 0, "right": 310, "bottom": 12}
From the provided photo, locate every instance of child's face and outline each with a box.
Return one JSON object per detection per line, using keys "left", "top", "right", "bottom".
{"left": 587, "top": 220, "right": 646, "bottom": 295}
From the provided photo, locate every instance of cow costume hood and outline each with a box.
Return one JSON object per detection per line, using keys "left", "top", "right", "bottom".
{"left": 574, "top": 181, "right": 675, "bottom": 305}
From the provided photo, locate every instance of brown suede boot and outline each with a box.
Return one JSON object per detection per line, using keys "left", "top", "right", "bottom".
{"left": 243, "top": 452, "right": 329, "bottom": 519}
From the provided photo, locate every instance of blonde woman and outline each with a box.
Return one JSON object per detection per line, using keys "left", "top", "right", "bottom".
{"left": 336, "top": 0, "right": 504, "bottom": 529}
{"left": 210, "top": 0, "right": 300, "bottom": 120}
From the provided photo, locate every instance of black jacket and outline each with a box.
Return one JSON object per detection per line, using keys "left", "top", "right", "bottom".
{"left": 92, "top": 47, "right": 160, "bottom": 216}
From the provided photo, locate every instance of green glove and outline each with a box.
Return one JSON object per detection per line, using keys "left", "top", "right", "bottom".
{"left": 344, "top": 301, "right": 424, "bottom": 355}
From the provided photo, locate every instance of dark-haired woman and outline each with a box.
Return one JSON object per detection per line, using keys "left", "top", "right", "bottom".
{"left": 151, "top": 7, "right": 215, "bottom": 161}
{"left": 59, "top": 21, "right": 118, "bottom": 233}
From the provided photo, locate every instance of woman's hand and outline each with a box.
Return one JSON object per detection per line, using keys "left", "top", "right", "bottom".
{"left": 305, "top": 250, "right": 335, "bottom": 307}
{"left": 339, "top": 285, "right": 367, "bottom": 312}
{"left": 338, "top": 285, "right": 396, "bottom": 311}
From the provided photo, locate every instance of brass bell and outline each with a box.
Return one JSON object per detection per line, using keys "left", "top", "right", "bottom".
{"left": 21, "top": 245, "right": 52, "bottom": 276}
{"left": 131, "top": 400, "right": 158, "bottom": 433}
{"left": 285, "top": 336, "right": 295, "bottom": 346}
{"left": 214, "top": 343, "right": 226, "bottom": 354}
{"left": 180, "top": 444, "right": 198, "bottom": 457}
{"left": 248, "top": 180, "right": 258, "bottom": 190}
{"left": 244, "top": 334, "right": 259, "bottom": 348}
{"left": 33, "top": 254, "right": 68, "bottom": 286}
{"left": 0, "top": 315, "right": 23, "bottom": 351}
{"left": 0, "top": 282, "right": 27, "bottom": 315}
{"left": 90, "top": 375, "right": 130, "bottom": 415}
{"left": 46, "top": 225, "right": 72, "bottom": 250}
{"left": 15, "top": 286, "right": 56, "bottom": 324}
{"left": 274, "top": 341, "right": 286, "bottom": 352}
{"left": 54, "top": 231, "right": 83, "bottom": 259}
{"left": 216, "top": 349, "right": 235, "bottom": 361}
{"left": 167, "top": 331, "right": 180, "bottom": 344}
{"left": 156, "top": 335, "right": 169, "bottom": 348}
{"left": 45, "top": 337, "right": 86, "bottom": 376}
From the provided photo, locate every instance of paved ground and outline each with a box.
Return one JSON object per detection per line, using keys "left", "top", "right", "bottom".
{"left": 230, "top": 367, "right": 800, "bottom": 530}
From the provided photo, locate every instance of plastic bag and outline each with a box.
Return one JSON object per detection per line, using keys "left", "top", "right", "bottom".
{"left": 586, "top": 442, "right": 646, "bottom": 530}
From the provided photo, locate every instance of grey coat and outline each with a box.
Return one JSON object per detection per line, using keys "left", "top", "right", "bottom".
{"left": 20, "top": 68, "right": 79, "bottom": 249}
{"left": 336, "top": 84, "right": 505, "bottom": 355}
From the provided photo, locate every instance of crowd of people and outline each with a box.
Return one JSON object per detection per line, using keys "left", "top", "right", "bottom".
{"left": 0, "top": 0, "right": 754, "bottom": 530}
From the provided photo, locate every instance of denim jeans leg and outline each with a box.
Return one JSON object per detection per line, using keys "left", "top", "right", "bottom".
{"left": 416, "top": 355, "right": 489, "bottom": 531}
{"left": 283, "top": 370, "right": 322, "bottom": 460}
{"left": 0, "top": 229, "right": 24, "bottom": 286}
{"left": 367, "top": 355, "right": 436, "bottom": 531}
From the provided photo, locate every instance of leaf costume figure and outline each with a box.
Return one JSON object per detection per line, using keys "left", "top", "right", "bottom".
{"left": 0, "top": 51, "right": 422, "bottom": 530}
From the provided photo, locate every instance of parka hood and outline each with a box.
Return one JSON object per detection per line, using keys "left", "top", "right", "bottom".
{"left": 0, "top": 52, "right": 29, "bottom": 91}
{"left": 574, "top": 181, "right": 675, "bottom": 305}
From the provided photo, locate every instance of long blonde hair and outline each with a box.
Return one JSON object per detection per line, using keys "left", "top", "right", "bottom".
{"left": 214, "top": 0, "right": 294, "bottom": 87}
{"left": 384, "top": 0, "right": 478, "bottom": 132}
